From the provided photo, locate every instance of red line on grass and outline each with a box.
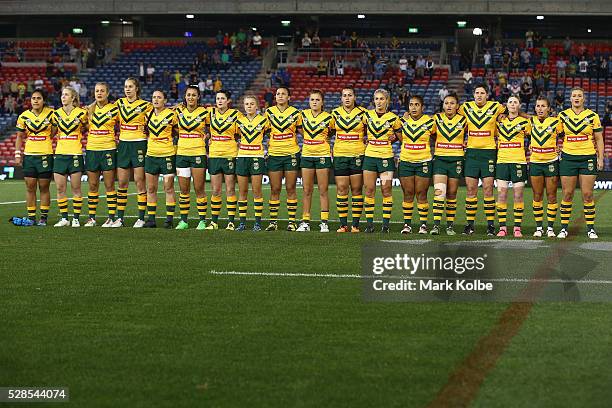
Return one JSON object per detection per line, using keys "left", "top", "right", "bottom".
{"left": 427, "top": 191, "right": 607, "bottom": 408}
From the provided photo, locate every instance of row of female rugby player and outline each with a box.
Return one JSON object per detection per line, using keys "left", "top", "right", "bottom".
{"left": 15, "top": 77, "right": 604, "bottom": 238}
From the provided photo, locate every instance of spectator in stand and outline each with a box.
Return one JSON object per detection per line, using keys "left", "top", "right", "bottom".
{"left": 463, "top": 70, "right": 473, "bottom": 95}
{"left": 264, "top": 70, "right": 272, "bottom": 88}
{"left": 336, "top": 58, "right": 345, "bottom": 76}
{"left": 415, "top": 55, "right": 426, "bottom": 79}
{"left": 178, "top": 77, "right": 188, "bottom": 96}
{"left": 554, "top": 89, "right": 565, "bottom": 112}
{"left": 263, "top": 88, "right": 274, "bottom": 109}
{"left": 405, "top": 65, "right": 415, "bottom": 84}
{"left": 374, "top": 60, "right": 384, "bottom": 80}
{"left": 568, "top": 60, "right": 577, "bottom": 77}
{"left": 170, "top": 82, "right": 178, "bottom": 100}
{"left": 215, "top": 30, "right": 224, "bottom": 48}
{"left": 563, "top": 36, "right": 573, "bottom": 56}
{"left": 450, "top": 46, "right": 461, "bottom": 74}
{"left": 598, "top": 56, "right": 608, "bottom": 79}
{"left": 390, "top": 36, "right": 400, "bottom": 49}
{"left": 213, "top": 75, "right": 223, "bottom": 92}
{"left": 520, "top": 81, "right": 533, "bottom": 111}
{"left": 539, "top": 45, "right": 549, "bottom": 65}
{"left": 533, "top": 69, "right": 543, "bottom": 95}
{"left": 5, "top": 95, "right": 16, "bottom": 114}
{"left": 500, "top": 84, "right": 510, "bottom": 103}
{"left": 542, "top": 67, "right": 551, "bottom": 91}
{"left": 533, "top": 32, "right": 542, "bottom": 47}
{"left": 438, "top": 85, "right": 449, "bottom": 112}
{"left": 198, "top": 77, "right": 206, "bottom": 96}
{"left": 301, "top": 33, "right": 312, "bottom": 49}
{"left": 329, "top": 58, "right": 336, "bottom": 77}
{"left": 10, "top": 80, "right": 18, "bottom": 96}
{"left": 221, "top": 49, "right": 230, "bottom": 67}
{"left": 509, "top": 80, "right": 521, "bottom": 97}
{"left": 237, "top": 28, "right": 246, "bottom": 46}
{"left": 520, "top": 48, "right": 531, "bottom": 70}
{"left": 399, "top": 55, "right": 408, "bottom": 75}
{"left": 502, "top": 52, "right": 511, "bottom": 73}
{"left": 484, "top": 50, "right": 492, "bottom": 69}
{"left": 317, "top": 57, "right": 327, "bottom": 76}
{"left": 312, "top": 31, "right": 321, "bottom": 49}
{"left": 511, "top": 50, "right": 520, "bottom": 74}
{"left": 174, "top": 70, "right": 182, "bottom": 84}
{"left": 139, "top": 61, "right": 145, "bottom": 83}
{"left": 498, "top": 71, "right": 508, "bottom": 89}
{"left": 556, "top": 58, "right": 567, "bottom": 79}
{"left": 34, "top": 77, "right": 44, "bottom": 89}
{"left": 205, "top": 75, "right": 214, "bottom": 95}
{"left": 252, "top": 31, "right": 262, "bottom": 56}
{"left": 229, "top": 32, "right": 237, "bottom": 51}
{"left": 603, "top": 100, "right": 612, "bottom": 127}
{"left": 578, "top": 57, "right": 589, "bottom": 77}
{"left": 520, "top": 73, "right": 532, "bottom": 87}
{"left": 492, "top": 84, "right": 502, "bottom": 102}
{"left": 223, "top": 33, "right": 231, "bottom": 50}
{"left": 146, "top": 64, "right": 155, "bottom": 85}
{"left": 425, "top": 56, "right": 435, "bottom": 79}
{"left": 525, "top": 29, "right": 534, "bottom": 49}
{"left": 16, "top": 82, "right": 26, "bottom": 99}
{"left": 350, "top": 32, "right": 358, "bottom": 48}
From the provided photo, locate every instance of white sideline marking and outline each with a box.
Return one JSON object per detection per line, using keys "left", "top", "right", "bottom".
{"left": 380, "top": 239, "right": 432, "bottom": 244}
{"left": 0, "top": 193, "right": 138, "bottom": 205}
{"left": 209, "top": 270, "right": 612, "bottom": 285}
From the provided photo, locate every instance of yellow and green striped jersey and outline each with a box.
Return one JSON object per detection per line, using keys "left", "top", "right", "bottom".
{"left": 433, "top": 113, "right": 466, "bottom": 157}
{"left": 208, "top": 108, "right": 241, "bottom": 158}
{"left": 87, "top": 102, "right": 118, "bottom": 151}
{"left": 399, "top": 114, "right": 436, "bottom": 162}
{"left": 459, "top": 100, "right": 505, "bottom": 149}
{"left": 364, "top": 110, "right": 401, "bottom": 159}
{"left": 529, "top": 116, "right": 563, "bottom": 163}
{"left": 15, "top": 107, "right": 55, "bottom": 155}
{"left": 176, "top": 106, "right": 208, "bottom": 156}
{"left": 496, "top": 116, "right": 531, "bottom": 164}
{"left": 330, "top": 106, "right": 366, "bottom": 157}
{"left": 116, "top": 97, "right": 153, "bottom": 141}
{"left": 301, "top": 109, "right": 334, "bottom": 157}
{"left": 52, "top": 106, "right": 88, "bottom": 155}
{"left": 265, "top": 105, "right": 302, "bottom": 156}
{"left": 558, "top": 108, "right": 602, "bottom": 156}
{"left": 237, "top": 114, "right": 269, "bottom": 157}
{"left": 146, "top": 108, "right": 177, "bottom": 157}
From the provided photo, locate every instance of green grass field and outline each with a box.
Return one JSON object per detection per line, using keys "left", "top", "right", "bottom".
{"left": 2, "top": 179, "right": 612, "bottom": 407}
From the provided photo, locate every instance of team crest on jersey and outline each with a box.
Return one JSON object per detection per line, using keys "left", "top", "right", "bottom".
{"left": 456, "top": 124, "right": 463, "bottom": 130}
{"left": 467, "top": 108, "right": 474, "bottom": 114}
{"left": 162, "top": 119, "right": 170, "bottom": 125}
{"left": 584, "top": 118, "right": 591, "bottom": 125}
{"left": 487, "top": 109, "right": 495, "bottom": 115}
{"left": 384, "top": 121, "right": 390, "bottom": 129}
{"left": 256, "top": 124, "right": 263, "bottom": 131}
{"left": 106, "top": 113, "right": 113, "bottom": 118}
{"left": 546, "top": 126, "right": 552, "bottom": 132}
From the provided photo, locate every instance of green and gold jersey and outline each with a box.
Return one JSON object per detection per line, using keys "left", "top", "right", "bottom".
{"left": 208, "top": 108, "right": 241, "bottom": 159}
{"left": 399, "top": 114, "right": 436, "bottom": 162}
{"left": 176, "top": 106, "right": 208, "bottom": 156}
{"left": 52, "top": 106, "right": 88, "bottom": 155}
{"left": 15, "top": 107, "right": 55, "bottom": 155}
{"left": 146, "top": 108, "right": 177, "bottom": 157}
{"left": 364, "top": 110, "right": 401, "bottom": 158}
{"left": 558, "top": 108, "right": 602, "bottom": 156}
{"left": 237, "top": 114, "right": 269, "bottom": 157}
{"left": 330, "top": 106, "right": 366, "bottom": 157}
{"left": 459, "top": 100, "right": 505, "bottom": 149}
{"left": 433, "top": 113, "right": 466, "bottom": 157}
{"left": 116, "top": 97, "right": 153, "bottom": 141}
{"left": 301, "top": 109, "right": 334, "bottom": 157}
{"left": 265, "top": 105, "right": 302, "bottom": 156}
{"left": 87, "top": 102, "right": 118, "bottom": 151}
{"left": 496, "top": 116, "right": 531, "bottom": 164}
{"left": 529, "top": 116, "right": 563, "bottom": 163}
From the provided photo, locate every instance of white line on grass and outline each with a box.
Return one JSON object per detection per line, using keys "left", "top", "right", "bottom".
{"left": 0, "top": 193, "right": 139, "bottom": 205}
{"left": 209, "top": 270, "right": 612, "bottom": 285}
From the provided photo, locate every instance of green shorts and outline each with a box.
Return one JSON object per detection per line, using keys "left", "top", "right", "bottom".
{"left": 267, "top": 154, "right": 300, "bottom": 172}
{"left": 433, "top": 156, "right": 464, "bottom": 179}
{"left": 363, "top": 156, "right": 394, "bottom": 173}
{"left": 117, "top": 140, "right": 147, "bottom": 169}
{"left": 86, "top": 149, "right": 117, "bottom": 172}
{"left": 22, "top": 155, "right": 53, "bottom": 178}
{"left": 175, "top": 154, "right": 206, "bottom": 169}
{"left": 333, "top": 156, "right": 364, "bottom": 176}
{"left": 398, "top": 160, "right": 432, "bottom": 178}
{"left": 559, "top": 153, "right": 598, "bottom": 176}
{"left": 208, "top": 157, "right": 236, "bottom": 175}
{"left": 529, "top": 161, "right": 559, "bottom": 177}
{"left": 301, "top": 156, "right": 332, "bottom": 169}
{"left": 145, "top": 155, "right": 176, "bottom": 175}
{"left": 496, "top": 163, "right": 528, "bottom": 183}
{"left": 465, "top": 148, "right": 496, "bottom": 179}
{"left": 236, "top": 157, "right": 266, "bottom": 176}
{"left": 53, "top": 154, "right": 84, "bottom": 175}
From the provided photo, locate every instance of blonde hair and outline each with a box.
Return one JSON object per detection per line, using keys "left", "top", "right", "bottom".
{"left": 243, "top": 93, "right": 259, "bottom": 107}
{"left": 373, "top": 88, "right": 390, "bottom": 110}
{"left": 62, "top": 86, "right": 80, "bottom": 106}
